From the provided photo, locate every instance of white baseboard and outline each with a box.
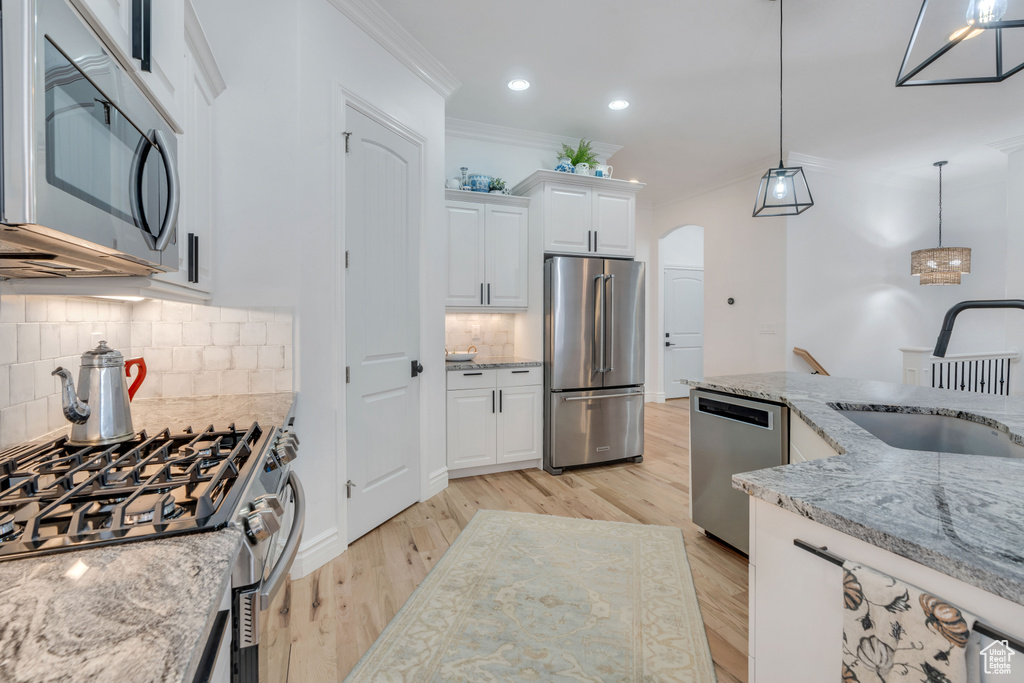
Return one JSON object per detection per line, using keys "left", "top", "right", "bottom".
{"left": 645, "top": 391, "right": 666, "bottom": 404}
{"left": 448, "top": 459, "right": 541, "bottom": 480}
{"left": 290, "top": 527, "right": 345, "bottom": 580}
{"left": 423, "top": 466, "right": 448, "bottom": 501}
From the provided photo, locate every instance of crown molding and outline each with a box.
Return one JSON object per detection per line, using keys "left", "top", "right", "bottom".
{"left": 325, "top": 0, "right": 461, "bottom": 99}
{"left": 185, "top": 1, "right": 226, "bottom": 98}
{"left": 445, "top": 118, "right": 623, "bottom": 161}
{"left": 988, "top": 134, "right": 1024, "bottom": 154}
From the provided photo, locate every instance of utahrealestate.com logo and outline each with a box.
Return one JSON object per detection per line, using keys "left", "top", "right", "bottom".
{"left": 980, "top": 640, "right": 1016, "bottom": 675}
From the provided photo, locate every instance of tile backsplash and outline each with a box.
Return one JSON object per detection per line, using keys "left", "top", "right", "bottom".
{"left": 445, "top": 313, "right": 515, "bottom": 357}
{"left": 0, "top": 293, "right": 293, "bottom": 450}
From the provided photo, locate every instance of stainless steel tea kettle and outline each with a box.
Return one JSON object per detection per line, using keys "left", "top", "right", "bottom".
{"left": 52, "top": 341, "right": 148, "bottom": 445}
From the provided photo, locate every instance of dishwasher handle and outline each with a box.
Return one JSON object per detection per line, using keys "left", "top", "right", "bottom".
{"left": 697, "top": 396, "right": 775, "bottom": 430}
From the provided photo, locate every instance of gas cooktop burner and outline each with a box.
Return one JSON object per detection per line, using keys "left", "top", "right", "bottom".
{"left": 0, "top": 422, "right": 273, "bottom": 562}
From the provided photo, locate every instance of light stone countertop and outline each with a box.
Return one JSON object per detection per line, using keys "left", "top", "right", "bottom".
{"left": 687, "top": 372, "right": 1024, "bottom": 604}
{"left": 445, "top": 355, "right": 541, "bottom": 371}
{"left": 0, "top": 392, "right": 296, "bottom": 683}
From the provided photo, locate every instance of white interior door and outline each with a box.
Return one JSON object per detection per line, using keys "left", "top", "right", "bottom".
{"left": 664, "top": 268, "right": 704, "bottom": 399}
{"left": 345, "top": 106, "right": 421, "bottom": 542}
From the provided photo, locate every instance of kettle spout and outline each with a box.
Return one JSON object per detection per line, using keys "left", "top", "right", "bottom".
{"left": 52, "top": 367, "right": 91, "bottom": 424}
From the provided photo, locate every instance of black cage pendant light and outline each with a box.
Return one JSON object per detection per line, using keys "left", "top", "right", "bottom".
{"left": 753, "top": 0, "right": 814, "bottom": 218}
{"left": 897, "top": 0, "right": 1024, "bottom": 86}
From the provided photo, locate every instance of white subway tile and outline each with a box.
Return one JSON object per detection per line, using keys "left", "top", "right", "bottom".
{"left": 1, "top": 404, "right": 28, "bottom": 448}
{"left": 161, "top": 302, "right": 192, "bottom": 322}
{"left": 79, "top": 300, "right": 98, "bottom": 321}
{"left": 193, "top": 371, "right": 221, "bottom": 397}
{"left": 131, "top": 322, "right": 153, "bottom": 348}
{"left": 220, "top": 308, "right": 248, "bottom": 323}
{"left": 25, "top": 398, "right": 48, "bottom": 440}
{"left": 274, "top": 308, "right": 294, "bottom": 322}
{"left": 211, "top": 323, "right": 239, "bottom": 346}
{"left": 95, "top": 301, "right": 111, "bottom": 321}
{"left": 77, "top": 326, "right": 106, "bottom": 351}
{"left": 39, "top": 323, "right": 61, "bottom": 360}
{"left": 0, "top": 324, "right": 17, "bottom": 366}
{"left": 221, "top": 370, "right": 248, "bottom": 394}
{"left": 0, "top": 366, "right": 9, "bottom": 410}
{"left": 144, "top": 347, "right": 173, "bottom": 372}
{"left": 0, "top": 295, "right": 26, "bottom": 323}
{"left": 283, "top": 345, "right": 293, "bottom": 369}
{"left": 202, "top": 346, "right": 232, "bottom": 371}
{"left": 34, "top": 360, "right": 57, "bottom": 400}
{"left": 182, "top": 322, "right": 212, "bottom": 347}
{"left": 65, "top": 298, "right": 84, "bottom": 322}
{"left": 248, "top": 308, "right": 275, "bottom": 322}
{"left": 9, "top": 363, "right": 34, "bottom": 404}
{"left": 152, "top": 323, "right": 183, "bottom": 348}
{"left": 17, "top": 324, "right": 40, "bottom": 362}
{"left": 267, "top": 322, "right": 291, "bottom": 346}
{"left": 172, "top": 347, "right": 203, "bottom": 371}
{"left": 45, "top": 298, "right": 67, "bottom": 322}
{"left": 162, "top": 373, "right": 193, "bottom": 397}
{"left": 59, "top": 326, "right": 79, "bottom": 357}
{"left": 248, "top": 370, "right": 275, "bottom": 393}
{"left": 25, "top": 297, "right": 47, "bottom": 322}
{"left": 191, "top": 305, "right": 221, "bottom": 323}
{"left": 132, "top": 300, "right": 163, "bottom": 321}
{"left": 232, "top": 346, "right": 258, "bottom": 370}
{"left": 110, "top": 322, "right": 132, "bottom": 349}
{"left": 47, "top": 394, "right": 64, "bottom": 431}
{"left": 133, "top": 374, "right": 161, "bottom": 399}
{"left": 258, "top": 345, "right": 285, "bottom": 370}
{"left": 274, "top": 369, "right": 293, "bottom": 392}
{"left": 239, "top": 323, "right": 267, "bottom": 346}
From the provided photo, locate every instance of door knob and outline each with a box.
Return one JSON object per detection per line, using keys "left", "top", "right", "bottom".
{"left": 411, "top": 360, "right": 424, "bottom": 377}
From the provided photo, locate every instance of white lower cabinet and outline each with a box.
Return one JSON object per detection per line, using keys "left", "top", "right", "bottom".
{"left": 447, "top": 368, "right": 543, "bottom": 473}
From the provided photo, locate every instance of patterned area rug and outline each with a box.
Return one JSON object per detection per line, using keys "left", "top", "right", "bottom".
{"left": 345, "top": 510, "right": 717, "bottom": 682}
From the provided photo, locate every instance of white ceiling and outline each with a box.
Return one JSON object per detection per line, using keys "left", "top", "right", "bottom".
{"left": 376, "top": 0, "right": 1024, "bottom": 205}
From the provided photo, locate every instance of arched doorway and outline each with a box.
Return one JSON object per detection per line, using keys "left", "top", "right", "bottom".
{"left": 659, "top": 225, "right": 704, "bottom": 400}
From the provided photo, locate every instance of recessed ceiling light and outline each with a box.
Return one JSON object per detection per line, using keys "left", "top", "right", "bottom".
{"left": 508, "top": 79, "right": 530, "bottom": 91}
{"left": 608, "top": 100, "right": 630, "bottom": 110}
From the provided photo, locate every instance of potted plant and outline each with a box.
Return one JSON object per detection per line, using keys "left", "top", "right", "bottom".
{"left": 489, "top": 178, "right": 507, "bottom": 194}
{"left": 555, "top": 139, "right": 599, "bottom": 174}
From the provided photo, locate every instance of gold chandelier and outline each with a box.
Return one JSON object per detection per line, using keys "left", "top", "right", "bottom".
{"left": 911, "top": 161, "right": 971, "bottom": 286}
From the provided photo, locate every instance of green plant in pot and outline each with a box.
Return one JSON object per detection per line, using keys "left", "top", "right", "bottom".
{"left": 489, "top": 177, "right": 507, "bottom": 193}
{"left": 556, "top": 139, "right": 599, "bottom": 174}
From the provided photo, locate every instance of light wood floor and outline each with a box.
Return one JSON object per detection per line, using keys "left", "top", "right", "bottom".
{"left": 261, "top": 399, "right": 749, "bottom": 682}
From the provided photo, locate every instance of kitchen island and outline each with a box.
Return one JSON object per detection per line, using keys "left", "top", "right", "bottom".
{"left": 688, "top": 372, "right": 1024, "bottom": 681}
{"left": 0, "top": 392, "right": 294, "bottom": 683}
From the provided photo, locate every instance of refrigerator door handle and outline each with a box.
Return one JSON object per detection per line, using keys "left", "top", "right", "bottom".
{"left": 561, "top": 392, "right": 641, "bottom": 402}
{"left": 605, "top": 274, "right": 615, "bottom": 372}
{"left": 593, "top": 275, "right": 606, "bottom": 373}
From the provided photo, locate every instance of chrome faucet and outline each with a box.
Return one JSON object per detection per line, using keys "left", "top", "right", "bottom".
{"left": 933, "top": 299, "right": 1024, "bottom": 357}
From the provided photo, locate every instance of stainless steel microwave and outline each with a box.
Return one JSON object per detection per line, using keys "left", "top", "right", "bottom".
{"left": 0, "top": 0, "right": 179, "bottom": 278}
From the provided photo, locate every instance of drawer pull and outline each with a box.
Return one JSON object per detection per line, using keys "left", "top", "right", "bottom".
{"left": 511, "top": 370, "right": 531, "bottom": 374}
{"left": 463, "top": 372, "right": 483, "bottom": 376}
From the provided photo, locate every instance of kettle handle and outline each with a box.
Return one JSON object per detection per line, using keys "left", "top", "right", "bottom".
{"left": 125, "top": 358, "right": 147, "bottom": 401}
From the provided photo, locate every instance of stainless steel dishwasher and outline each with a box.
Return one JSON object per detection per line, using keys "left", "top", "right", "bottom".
{"left": 690, "top": 390, "right": 788, "bottom": 554}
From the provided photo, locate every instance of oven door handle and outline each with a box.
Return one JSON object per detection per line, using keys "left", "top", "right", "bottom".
{"left": 259, "top": 471, "right": 305, "bottom": 611}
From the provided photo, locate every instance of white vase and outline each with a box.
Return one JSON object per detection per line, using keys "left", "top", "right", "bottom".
{"left": 575, "top": 163, "right": 590, "bottom": 176}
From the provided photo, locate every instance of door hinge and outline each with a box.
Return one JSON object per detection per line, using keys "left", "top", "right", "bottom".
{"left": 346, "top": 480, "right": 356, "bottom": 498}
{"left": 345, "top": 250, "right": 349, "bottom": 268}
{"left": 346, "top": 366, "right": 350, "bottom": 384}
{"left": 343, "top": 131, "right": 352, "bottom": 153}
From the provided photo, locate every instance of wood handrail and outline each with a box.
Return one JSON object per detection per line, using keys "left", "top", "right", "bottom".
{"left": 793, "top": 348, "right": 829, "bottom": 376}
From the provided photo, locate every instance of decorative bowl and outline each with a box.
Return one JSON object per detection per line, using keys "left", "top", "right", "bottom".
{"left": 468, "top": 174, "right": 492, "bottom": 193}
{"left": 445, "top": 352, "right": 478, "bottom": 362}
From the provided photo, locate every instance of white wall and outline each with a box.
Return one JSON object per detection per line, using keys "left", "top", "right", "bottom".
{"left": 195, "top": 0, "right": 447, "bottom": 577}
{"left": 786, "top": 164, "right": 1008, "bottom": 382}
{"left": 660, "top": 225, "right": 704, "bottom": 269}
{"left": 639, "top": 174, "right": 789, "bottom": 400}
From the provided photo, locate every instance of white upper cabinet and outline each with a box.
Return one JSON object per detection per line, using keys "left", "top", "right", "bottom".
{"left": 71, "top": 0, "right": 185, "bottom": 130}
{"left": 512, "top": 170, "right": 644, "bottom": 258}
{"left": 445, "top": 191, "right": 529, "bottom": 310}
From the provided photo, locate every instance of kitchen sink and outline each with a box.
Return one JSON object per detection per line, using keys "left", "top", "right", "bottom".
{"left": 835, "top": 409, "right": 1024, "bottom": 459}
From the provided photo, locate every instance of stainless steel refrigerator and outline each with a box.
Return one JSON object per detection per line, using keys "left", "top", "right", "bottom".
{"left": 544, "top": 256, "right": 645, "bottom": 474}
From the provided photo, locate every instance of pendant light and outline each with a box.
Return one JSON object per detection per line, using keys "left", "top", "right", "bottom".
{"left": 911, "top": 161, "right": 972, "bottom": 285}
{"left": 897, "top": 0, "right": 1024, "bottom": 87}
{"left": 753, "top": 0, "right": 814, "bottom": 218}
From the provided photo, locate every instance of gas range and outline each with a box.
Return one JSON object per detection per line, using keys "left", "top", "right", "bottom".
{"left": 0, "top": 421, "right": 293, "bottom": 561}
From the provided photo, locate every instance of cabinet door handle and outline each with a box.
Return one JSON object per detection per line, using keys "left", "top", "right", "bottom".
{"left": 588, "top": 230, "right": 592, "bottom": 252}
{"left": 499, "top": 389, "right": 503, "bottom": 412}
{"left": 132, "top": 0, "right": 152, "bottom": 72}
{"left": 487, "top": 283, "right": 491, "bottom": 305}
{"left": 492, "top": 390, "right": 495, "bottom": 413}
{"left": 480, "top": 283, "right": 484, "bottom": 305}
{"left": 594, "top": 230, "right": 598, "bottom": 251}
{"left": 511, "top": 370, "right": 530, "bottom": 374}
{"left": 463, "top": 372, "right": 483, "bottom": 376}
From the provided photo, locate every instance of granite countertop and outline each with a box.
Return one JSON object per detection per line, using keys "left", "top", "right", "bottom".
{"left": 0, "top": 392, "right": 296, "bottom": 683}
{"left": 445, "top": 355, "right": 541, "bottom": 371}
{"left": 688, "top": 372, "right": 1024, "bottom": 605}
